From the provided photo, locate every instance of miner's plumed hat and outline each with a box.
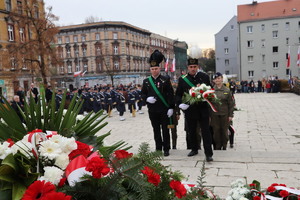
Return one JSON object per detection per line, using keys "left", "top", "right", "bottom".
{"left": 149, "top": 50, "right": 165, "bottom": 67}
{"left": 188, "top": 58, "right": 198, "bottom": 66}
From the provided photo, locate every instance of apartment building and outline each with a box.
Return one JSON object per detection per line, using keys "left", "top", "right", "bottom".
{"left": 238, "top": 0, "right": 300, "bottom": 81}
{"left": 55, "top": 21, "right": 179, "bottom": 87}
{"left": 0, "top": 0, "right": 45, "bottom": 99}
{"left": 215, "top": 16, "right": 240, "bottom": 79}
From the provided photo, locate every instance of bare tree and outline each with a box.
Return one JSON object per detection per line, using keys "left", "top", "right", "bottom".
{"left": 84, "top": 15, "right": 101, "bottom": 24}
{"left": 4, "top": 0, "right": 60, "bottom": 87}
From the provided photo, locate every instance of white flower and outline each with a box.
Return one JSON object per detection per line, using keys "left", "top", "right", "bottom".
{"left": 55, "top": 153, "right": 70, "bottom": 170}
{"left": 226, "top": 196, "right": 233, "bottom": 200}
{"left": 0, "top": 142, "right": 12, "bottom": 159}
{"left": 39, "top": 140, "right": 62, "bottom": 160}
{"left": 76, "top": 115, "right": 85, "bottom": 121}
{"left": 39, "top": 166, "right": 64, "bottom": 185}
{"left": 11, "top": 141, "right": 33, "bottom": 158}
{"left": 60, "top": 137, "right": 77, "bottom": 154}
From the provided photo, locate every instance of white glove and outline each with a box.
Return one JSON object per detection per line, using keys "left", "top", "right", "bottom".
{"left": 167, "top": 109, "right": 174, "bottom": 118}
{"left": 179, "top": 103, "right": 189, "bottom": 111}
{"left": 146, "top": 96, "right": 157, "bottom": 104}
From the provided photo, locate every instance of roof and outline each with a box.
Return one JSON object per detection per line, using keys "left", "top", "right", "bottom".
{"left": 237, "top": 0, "right": 300, "bottom": 22}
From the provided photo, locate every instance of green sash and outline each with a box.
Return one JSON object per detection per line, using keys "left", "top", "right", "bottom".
{"left": 148, "top": 76, "right": 169, "bottom": 108}
{"left": 181, "top": 74, "right": 195, "bottom": 88}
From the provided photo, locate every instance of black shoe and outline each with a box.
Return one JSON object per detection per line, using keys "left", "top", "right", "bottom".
{"left": 206, "top": 156, "right": 213, "bottom": 162}
{"left": 172, "top": 146, "right": 177, "bottom": 150}
{"left": 164, "top": 150, "right": 170, "bottom": 156}
{"left": 230, "top": 144, "right": 234, "bottom": 148}
{"left": 187, "top": 150, "right": 198, "bottom": 157}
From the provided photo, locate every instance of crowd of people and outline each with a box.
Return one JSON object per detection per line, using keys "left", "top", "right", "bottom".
{"left": 9, "top": 50, "right": 240, "bottom": 163}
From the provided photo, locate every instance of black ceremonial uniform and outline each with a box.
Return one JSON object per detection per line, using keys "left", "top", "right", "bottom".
{"left": 176, "top": 71, "right": 213, "bottom": 159}
{"left": 141, "top": 74, "right": 175, "bottom": 152}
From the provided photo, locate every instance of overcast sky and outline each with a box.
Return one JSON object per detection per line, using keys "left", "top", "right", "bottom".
{"left": 44, "top": 0, "right": 275, "bottom": 49}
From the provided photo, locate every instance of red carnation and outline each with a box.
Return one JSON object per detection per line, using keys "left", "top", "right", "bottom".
{"left": 58, "top": 177, "right": 67, "bottom": 188}
{"left": 141, "top": 166, "right": 161, "bottom": 186}
{"left": 6, "top": 138, "right": 14, "bottom": 147}
{"left": 249, "top": 183, "right": 256, "bottom": 188}
{"left": 279, "top": 190, "right": 289, "bottom": 197}
{"left": 200, "top": 90, "right": 204, "bottom": 94}
{"left": 271, "top": 183, "right": 279, "bottom": 187}
{"left": 22, "top": 180, "right": 56, "bottom": 200}
{"left": 267, "top": 186, "right": 276, "bottom": 193}
{"left": 170, "top": 180, "right": 187, "bottom": 199}
{"left": 114, "top": 150, "right": 133, "bottom": 160}
{"left": 69, "top": 141, "right": 92, "bottom": 160}
{"left": 41, "top": 192, "right": 72, "bottom": 200}
{"left": 203, "top": 93, "right": 208, "bottom": 98}
{"left": 191, "top": 92, "right": 196, "bottom": 97}
{"left": 253, "top": 196, "right": 260, "bottom": 200}
{"left": 85, "top": 157, "right": 110, "bottom": 179}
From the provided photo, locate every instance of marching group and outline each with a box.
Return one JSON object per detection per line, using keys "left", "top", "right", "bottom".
{"left": 10, "top": 50, "right": 237, "bottom": 163}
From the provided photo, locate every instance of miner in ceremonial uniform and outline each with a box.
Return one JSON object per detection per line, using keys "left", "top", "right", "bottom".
{"left": 141, "top": 50, "right": 175, "bottom": 157}
{"left": 175, "top": 58, "right": 213, "bottom": 161}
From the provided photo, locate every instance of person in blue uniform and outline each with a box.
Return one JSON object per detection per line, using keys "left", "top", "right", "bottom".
{"left": 175, "top": 58, "right": 213, "bottom": 161}
{"left": 141, "top": 50, "right": 175, "bottom": 157}
{"left": 116, "top": 88, "right": 126, "bottom": 121}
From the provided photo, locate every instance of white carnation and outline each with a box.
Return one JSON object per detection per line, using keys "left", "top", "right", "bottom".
{"left": 226, "top": 196, "right": 233, "bottom": 200}
{"left": 39, "top": 166, "right": 64, "bottom": 185}
{"left": 60, "top": 137, "right": 77, "bottom": 154}
{"left": 39, "top": 140, "right": 62, "bottom": 160}
{"left": 0, "top": 142, "right": 12, "bottom": 159}
{"left": 55, "top": 153, "right": 70, "bottom": 170}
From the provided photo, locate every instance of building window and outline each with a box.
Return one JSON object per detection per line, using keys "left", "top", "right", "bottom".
{"left": 67, "top": 64, "right": 72, "bottom": 73}
{"left": 262, "top": 54, "right": 265, "bottom": 63}
{"left": 286, "top": 38, "right": 289, "bottom": 45}
{"left": 114, "top": 61, "right": 119, "bottom": 70}
{"left": 224, "top": 37, "right": 228, "bottom": 42}
{"left": 272, "top": 46, "right": 278, "bottom": 53}
{"left": 82, "top": 47, "right": 87, "bottom": 57}
{"left": 114, "top": 46, "right": 118, "bottom": 55}
{"left": 113, "top": 33, "right": 118, "bottom": 40}
{"left": 225, "top": 59, "right": 229, "bottom": 66}
{"left": 248, "top": 71, "right": 254, "bottom": 77}
{"left": 10, "top": 57, "right": 17, "bottom": 69}
{"left": 272, "top": 31, "right": 278, "bottom": 38}
{"left": 298, "top": 37, "right": 300, "bottom": 44}
{"left": 34, "top": 5, "right": 39, "bottom": 18}
{"left": 299, "top": 21, "right": 300, "bottom": 29}
{"left": 65, "top": 36, "right": 70, "bottom": 43}
{"left": 273, "top": 62, "right": 279, "bottom": 69}
{"left": 224, "top": 48, "right": 229, "bottom": 54}
{"left": 8, "top": 25, "right": 14, "bottom": 41}
{"left": 272, "top": 23, "right": 278, "bottom": 28}
{"left": 5, "top": 0, "right": 11, "bottom": 11}
{"left": 230, "top": 25, "right": 234, "bottom": 30}
{"left": 19, "top": 27, "right": 25, "bottom": 42}
{"left": 261, "top": 39, "right": 265, "bottom": 48}
{"left": 96, "top": 46, "right": 101, "bottom": 56}
{"left": 261, "top": 24, "right": 265, "bottom": 32}
{"left": 75, "top": 65, "right": 80, "bottom": 72}
{"left": 57, "top": 37, "right": 62, "bottom": 44}
{"left": 73, "top": 35, "right": 78, "bottom": 43}
{"left": 247, "top": 26, "right": 253, "bottom": 33}
{"left": 17, "top": 0, "right": 22, "bottom": 15}
{"left": 248, "top": 56, "right": 254, "bottom": 62}
{"left": 60, "top": 66, "right": 64, "bottom": 73}
{"left": 225, "top": 70, "right": 230, "bottom": 75}
{"left": 81, "top": 35, "right": 86, "bottom": 42}
{"left": 66, "top": 49, "right": 71, "bottom": 58}
{"left": 247, "top": 40, "right": 254, "bottom": 48}
{"left": 95, "top": 33, "right": 100, "bottom": 40}
{"left": 83, "top": 63, "right": 88, "bottom": 72}
{"left": 285, "top": 22, "right": 290, "bottom": 30}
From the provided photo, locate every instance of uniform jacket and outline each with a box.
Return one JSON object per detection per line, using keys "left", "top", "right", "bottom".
{"left": 141, "top": 74, "right": 175, "bottom": 112}
{"left": 211, "top": 84, "right": 234, "bottom": 117}
{"left": 175, "top": 71, "right": 211, "bottom": 119}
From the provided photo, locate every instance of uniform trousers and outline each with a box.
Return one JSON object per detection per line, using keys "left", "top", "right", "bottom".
{"left": 211, "top": 114, "right": 229, "bottom": 149}
{"left": 185, "top": 107, "right": 213, "bottom": 157}
{"left": 148, "top": 111, "right": 170, "bottom": 152}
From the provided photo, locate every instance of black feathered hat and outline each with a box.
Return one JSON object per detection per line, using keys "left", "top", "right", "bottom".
{"left": 149, "top": 50, "right": 165, "bottom": 67}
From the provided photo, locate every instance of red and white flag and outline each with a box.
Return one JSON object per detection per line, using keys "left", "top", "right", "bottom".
{"left": 164, "top": 58, "right": 169, "bottom": 72}
{"left": 81, "top": 70, "right": 87, "bottom": 76}
{"left": 170, "top": 58, "right": 176, "bottom": 72}
{"left": 74, "top": 70, "right": 82, "bottom": 77}
{"left": 286, "top": 46, "right": 290, "bottom": 68}
{"left": 297, "top": 46, "right": 300, "bottom": 67}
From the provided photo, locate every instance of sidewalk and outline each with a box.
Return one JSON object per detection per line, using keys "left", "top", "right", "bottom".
{"left": 100, "top": 92, "right": 300, "bottom": 198}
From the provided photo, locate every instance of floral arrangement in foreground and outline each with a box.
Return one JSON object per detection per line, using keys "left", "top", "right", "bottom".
{"left": 182, "top": 83, "right": 220, "bottom": 112}
{"left": 226, "top": 178, "right": 300, "bottom": 200}
{"left": 0, "top": 128, "right": 219, "bottom": 200}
